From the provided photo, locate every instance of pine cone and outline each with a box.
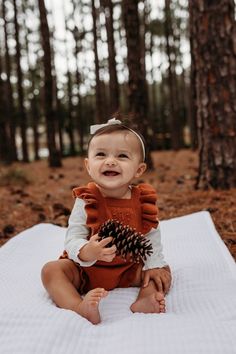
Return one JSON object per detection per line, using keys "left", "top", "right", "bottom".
{"left": 98, "top": 219, "right": 153, "bottom": 263}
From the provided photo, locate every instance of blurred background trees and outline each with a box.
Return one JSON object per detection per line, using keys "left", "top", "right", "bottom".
{"left": 0, "top": 0, "right": 235, "bottom": 188}
{"left": 189, "top": 0, "right": 236, "bottom": 189}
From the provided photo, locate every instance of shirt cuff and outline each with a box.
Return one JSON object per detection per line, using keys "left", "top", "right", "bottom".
{"left": 142, "top": 259, "right": 168, "bottom": 271}
{"left": 69, "top": 240, "right": 97, "bottom": 267}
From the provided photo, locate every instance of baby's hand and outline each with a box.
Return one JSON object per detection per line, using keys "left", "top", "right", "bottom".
{"left": 79, "top": 234, "right": 117, "bottom": 263}
{"left": 142, "top": 267, "right": 172, "bottom": 294}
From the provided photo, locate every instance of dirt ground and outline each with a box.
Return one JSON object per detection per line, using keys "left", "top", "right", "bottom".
{"left": 0, "top": 149, "right": 235, "bottom": 260}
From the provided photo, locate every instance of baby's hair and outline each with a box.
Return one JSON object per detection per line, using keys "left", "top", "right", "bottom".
{"left": 88, "top": 114, "right": 146, "bottom": 162}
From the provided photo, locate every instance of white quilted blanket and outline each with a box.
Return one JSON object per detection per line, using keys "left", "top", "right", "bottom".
{"left": 0, "top": 211, "right": 236, "bottom": 354}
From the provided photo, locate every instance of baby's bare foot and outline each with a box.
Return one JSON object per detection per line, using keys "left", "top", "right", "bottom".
{"left": 76, "top": 288, "right": 108, "bottom": 324}
{"left": 130, "top": 292, "right": 165, "bottom": 314}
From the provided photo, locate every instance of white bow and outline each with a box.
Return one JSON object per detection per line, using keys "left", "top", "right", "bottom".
{"left": 90, "top": 118, "right": 122, "bottom": 134}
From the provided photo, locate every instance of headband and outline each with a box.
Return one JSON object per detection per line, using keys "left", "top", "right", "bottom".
{"left": 90, "top": 118, "right": 146, "bottom": 161}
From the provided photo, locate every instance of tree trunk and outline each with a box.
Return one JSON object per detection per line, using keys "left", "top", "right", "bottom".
{"left": 164, "top": 0, "right": 181, "bottom": 150}
{"left": 30, "top": 68, "right": 40, "bottom": 161}
{"left": 38, "top": 0, "right": 62, "bottom": 167}
{"left": 2, "top": 0, "right": 18, "bottom": 161}
{"left": 72, "top": 27, "right": 84, "bottom": 154}
{"left": 13, "top": 0, "right": 29, "bottom": 162}
{"left": 0, "top": 49, "right": 10, "bottom": 163}
{"left": 150, "top": 35, "right": 159, "bottom": 124}
{"left": 122, "top": 0, "right": 151, "bottom": 167}
{"left": 190, "top": 0, "right": 236, "bottom": 189}
{"left": 66, "top": 71, "right": 76, "bottom": 156}
{"left": 101, "top": 0, "right": 120, "bottom": 115}
{"left": 49, "top": 5, "right": 65, "bottom": 157}
{"left": 21, "top": 0, "right": 40, "bottom": 161}
{"left": 91, "top": 0, "right": 104, "bottom": 123}
{"left": 54, "top": 83, "right": 64, "bottom": 156}
{"left": 146, "top": 4, "right": 159, "bottom": 145}
{"left": 140, "top": 0, "right": 147, "bottom": 79}
{"left": 63, "top": 5, "right": 76, "bottom": 156}
{"left": 71, "top": 0, "right": 85, "bottom": 154}
{"left": 188, "top": 2, "right": 198, "bottom": 149}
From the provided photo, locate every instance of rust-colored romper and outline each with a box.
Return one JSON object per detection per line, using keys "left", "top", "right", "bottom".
{"left": 62, "top": 182, "right": 159, "bottom": 293}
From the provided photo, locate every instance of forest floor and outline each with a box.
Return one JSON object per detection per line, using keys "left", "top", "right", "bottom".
{"left": 0, "top": 149, "right": 235, "bottom": 260}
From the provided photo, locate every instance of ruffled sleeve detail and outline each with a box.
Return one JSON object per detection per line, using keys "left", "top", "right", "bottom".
{"left": 137, "top": 183, "right": 159, "bottom": 233}
{"left": 72, "top": 182, "right": 102, "bottom": 233}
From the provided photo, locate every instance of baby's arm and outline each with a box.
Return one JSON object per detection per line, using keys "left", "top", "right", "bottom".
{"left": 142, "top": 226, "right": 172, "bottom": 294}
{"left": 65, "top": 198, "right": 116, "bottom": 265}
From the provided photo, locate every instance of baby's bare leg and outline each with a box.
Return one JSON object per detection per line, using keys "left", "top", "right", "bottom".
{"left": 130, "top": 280, "right": 165, "bottom": 314}
{"left": 41, "top": 259, "right": 107, "bottom": 324}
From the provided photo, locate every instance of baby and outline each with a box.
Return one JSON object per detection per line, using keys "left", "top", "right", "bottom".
{"left": 41, "top": 117, "right": 171, "bottom": 324}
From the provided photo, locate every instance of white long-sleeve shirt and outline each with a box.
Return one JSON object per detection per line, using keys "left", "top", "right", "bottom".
{"left": 65, "top": 198, "right": 168, "bottom": 270}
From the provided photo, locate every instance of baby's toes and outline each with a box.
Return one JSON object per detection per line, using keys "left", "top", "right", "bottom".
{"left": 159, "top": 301, "right": 166, "bottom": 313}
{"left": 96, "top": 288, "right": 108, "bottom": 298}
{"left": 90, "top": 296, "right": 101, "bottom": 305}
{"left": 156, "top": 295, "right": 165, "bottom": 313}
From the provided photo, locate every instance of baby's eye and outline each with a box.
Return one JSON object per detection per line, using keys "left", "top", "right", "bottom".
{"left": 118, "top": 153, "right": 129, "bottom": 158}
{"left": 95, "top": 152, "right": 105, "bottom": 157}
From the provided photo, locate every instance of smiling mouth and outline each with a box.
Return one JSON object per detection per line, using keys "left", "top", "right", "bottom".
{"left": 103, "top": 171, "right": 120, "bottom": 176}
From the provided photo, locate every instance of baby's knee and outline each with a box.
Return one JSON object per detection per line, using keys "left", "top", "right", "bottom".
{"left": 41, "top": 261, "right": 58, "bottom": 284}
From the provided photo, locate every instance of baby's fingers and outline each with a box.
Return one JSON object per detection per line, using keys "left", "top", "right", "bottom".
{"left": 154, "top": 276, "right": 163, "bottom": 293}
{"left": 162, "top": 273, "right": 171, "bottom": 294}
{"left": 103, "top": 244, "right": 117, "bottom": 254}
{"left": 99, "top": 237, "right": 114, "bottom": 247}
{"left": 101, "top": 253, "right": 116, "bottom": 262}
{"left": 90, "top": 234, "right": 100, "bottom": 242}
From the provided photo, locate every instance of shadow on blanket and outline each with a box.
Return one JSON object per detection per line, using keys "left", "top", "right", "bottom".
{"left": 0, "top": 211, "right": 236, "bottom": 354}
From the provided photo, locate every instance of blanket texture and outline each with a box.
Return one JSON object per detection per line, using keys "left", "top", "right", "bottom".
{"left": 0, "top": 211, "right": 236, "bottom": 354}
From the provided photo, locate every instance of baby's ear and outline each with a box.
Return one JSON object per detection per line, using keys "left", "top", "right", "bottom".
{"left": 135, "top": 163, "right": 147, "bottom": 178}
{"left": 84, "top": 158, "right": 90, "bottom": 174}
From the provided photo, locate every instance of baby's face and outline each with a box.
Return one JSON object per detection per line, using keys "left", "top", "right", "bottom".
{"left": 85, "top": 131, "right": 146, "bottom": 197}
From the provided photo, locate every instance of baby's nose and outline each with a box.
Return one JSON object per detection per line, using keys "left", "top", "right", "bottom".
{"left": 105, "top": 156, "right": 117, "bottom": 165}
